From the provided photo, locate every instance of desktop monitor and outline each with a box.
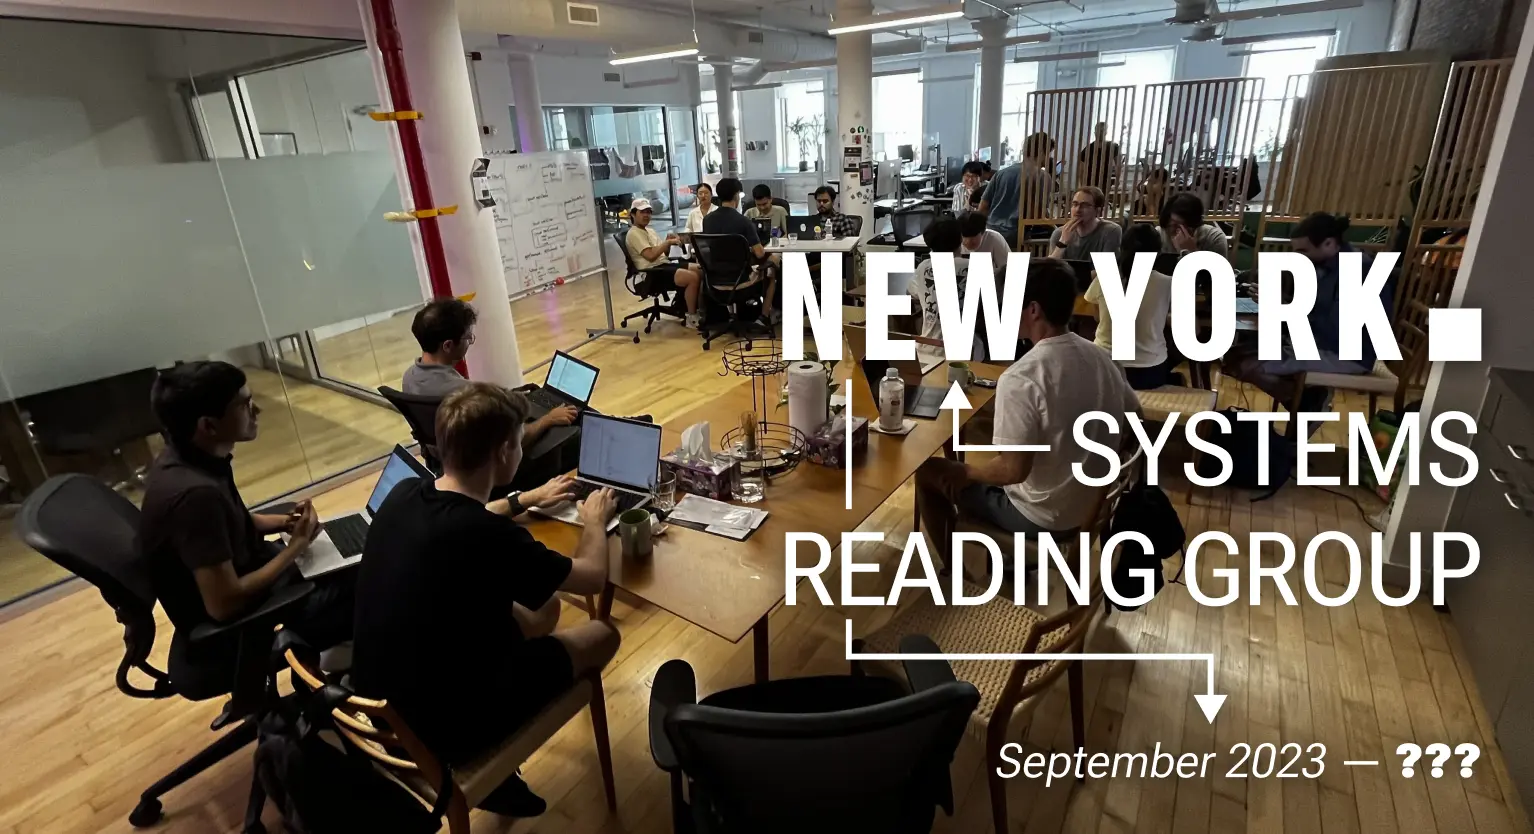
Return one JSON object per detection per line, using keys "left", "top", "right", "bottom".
{"left": 898, "top": 144, "right": 915, "bottom": 163}
{"left": 978, "top": 146, "right": 992, "bottom": 163}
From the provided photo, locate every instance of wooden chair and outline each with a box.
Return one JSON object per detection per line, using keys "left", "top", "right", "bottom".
{"left": 282, "top": 636, "right": 617, "bottom": 832}
{"left": 1135, "top": 384, "right": 1217, "bottom": 424}
{"left": 857, "top": 449, "right": 1143, "bottom": 834}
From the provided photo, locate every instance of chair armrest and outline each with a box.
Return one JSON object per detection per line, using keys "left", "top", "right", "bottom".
{"left": 899, "top": 634, "right": 958, "bottom": 693}
{"left": 648, "top": 659, "right": 697, "bottom": 772}
{"left": 188, "top": 581, "right": 315, "bottom": 645}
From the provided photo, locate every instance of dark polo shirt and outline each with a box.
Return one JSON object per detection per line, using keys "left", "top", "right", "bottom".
{"left": 138, "top": 443, "right": 276, "bottom": 630}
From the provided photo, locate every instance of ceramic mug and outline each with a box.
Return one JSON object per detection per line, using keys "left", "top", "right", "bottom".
{"left": 947, "top": 361, "right": 975, "bottom": 391}
{"left": 618, "top": 508, "right": 653, "bottom": 559}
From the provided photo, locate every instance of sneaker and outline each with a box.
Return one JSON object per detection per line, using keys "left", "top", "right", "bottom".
{"left": 685, "top": 312, "right": 702, "bottom": 329}
{"left": 476, "top": 773, "right": 547, "bottom": 818}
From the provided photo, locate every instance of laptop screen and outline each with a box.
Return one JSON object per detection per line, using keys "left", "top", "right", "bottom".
{"left": 578, "top": 413, "right": 662, "bottom": 491}
{"left": 546, "top": 352, "right": 598, "bottom": 404}
{"left": 368, "top": 449, "right": 426, "bottom": 515}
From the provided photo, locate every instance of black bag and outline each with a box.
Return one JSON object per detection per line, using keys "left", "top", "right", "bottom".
{"left": 255, "top": 683, "right": 451, "bottom": 834}
{"left": 1195, "top": 407, "right": 1294, "bottom": 501}
{"left": 1106, "top": 475, "right": 1186, "bottom": 611}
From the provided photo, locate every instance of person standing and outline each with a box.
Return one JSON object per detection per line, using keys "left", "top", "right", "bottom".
{"left": 979, "top": 131, "right": 1055, "bottom": 248}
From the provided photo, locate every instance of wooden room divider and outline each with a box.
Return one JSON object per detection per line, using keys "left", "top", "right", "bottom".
{"left": 1015, "top": 84, "right": 1137, "bottom": 253}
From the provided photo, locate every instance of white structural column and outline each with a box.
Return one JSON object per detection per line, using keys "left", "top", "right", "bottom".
{"left": 385, "top": 0, "right": 522, "bottom": 386}
{"left": 507, "top": 53, "right": 548, "bottom": 153}
{"left": 836, "top": 0, "right": 874, "bottom": 239}
{"left": 715, "top": 64, "right": 739, "bottom": 176}
{"left": 975, "top": 17, "right": 1008, "bottom": 161}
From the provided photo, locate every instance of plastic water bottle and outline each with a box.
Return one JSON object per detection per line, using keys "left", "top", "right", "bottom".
{"left": 878, "top": 368, "right": 905, "bottom": 432}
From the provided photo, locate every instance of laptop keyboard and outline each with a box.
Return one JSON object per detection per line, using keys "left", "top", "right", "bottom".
{"left": 528, "top": 389, "right": 567, "bottom": 411}
{"left": 569, "top": 480, "right": 647, "bottom": 514}
{"left": 323, "top": 515, "right": 370, "bottom": 558}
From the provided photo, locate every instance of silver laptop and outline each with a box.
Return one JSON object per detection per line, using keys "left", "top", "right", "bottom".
{"left": 297, "top": 445, "right": 432, "bottom": 578}
{"left": 530, "top": 413, "right": 662, "bottom": 532}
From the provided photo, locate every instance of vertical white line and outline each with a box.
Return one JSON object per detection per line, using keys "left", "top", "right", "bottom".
{"left": 845, "top": 376, "right": 853, "bottom": 511}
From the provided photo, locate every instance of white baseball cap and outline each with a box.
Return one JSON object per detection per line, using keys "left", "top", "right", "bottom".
{"left": 630, "top": 197, "right": 653, "bottom": 212}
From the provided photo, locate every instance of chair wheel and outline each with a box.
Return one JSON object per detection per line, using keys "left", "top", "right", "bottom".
{"left": 621, "top": 321, "right": 628, "bottom": 328}
{"left": 644, "top": 324, "right": 653, "bottom": 334}
{"left": 632, "top": 335, "right": 640, "bottom": 344}
{"left": 129, "top": 798, "right": 163, "bottom": 828}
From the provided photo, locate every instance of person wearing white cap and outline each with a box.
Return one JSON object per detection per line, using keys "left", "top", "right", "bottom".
{"left": 625, "top": 197, "right": 703, "bottom": 329}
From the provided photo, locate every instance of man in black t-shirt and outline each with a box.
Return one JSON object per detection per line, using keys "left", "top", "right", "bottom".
{"left": 353, "top": 382, "right": 619, "bottom": 819}
{"left": 702, "top": 176, "right": 780, "bottom": 318}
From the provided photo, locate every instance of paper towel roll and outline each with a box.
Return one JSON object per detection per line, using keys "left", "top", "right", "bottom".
{"left": 787, "top": 361, "right": 829, "bottom": 440}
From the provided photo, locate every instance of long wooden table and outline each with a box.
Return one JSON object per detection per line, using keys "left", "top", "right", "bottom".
{"left": 523, "top": 356, "right": 1003, "bottom": 683}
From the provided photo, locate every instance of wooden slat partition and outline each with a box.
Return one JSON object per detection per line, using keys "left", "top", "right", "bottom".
{"left": 1130, "top": 77, "right": 1266, "bottom": 242}
{"left": 1260, "top": 63, "right": 1443, "bottom": 251}
{"left": 1015, "top": 85, "right": 1137, "bottom": 247}
{"left": 1394, "top": 58, "right": 1513, "bottom": 391}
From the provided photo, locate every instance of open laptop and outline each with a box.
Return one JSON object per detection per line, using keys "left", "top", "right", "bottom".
{"left": 752, "top": 217, "right": 774, "bottom": 239}
{"left": 297, "top": 445, "right": 434, "bottom": 578}
{"left": 530, "top": 412, "right": 663, "bottom": 532}
{"left": 525, "top": 350, "right": 600, "bottom": 456}
{"left": 787, "top": 215, "right": 818, "bottom": 237}
{"left": 844, "top": 324, "right": 946, "bottom": 419}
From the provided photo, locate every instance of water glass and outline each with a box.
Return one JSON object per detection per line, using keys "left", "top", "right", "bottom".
{"left": 732, "top": 444, "right": 766, "bottom": 504}
{"left": 652, "top": 471, "right": 677, "bottom": 512}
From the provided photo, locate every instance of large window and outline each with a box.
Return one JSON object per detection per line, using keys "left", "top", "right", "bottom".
{"left": 998, "top": 63, "right": 1039, "bottom": 163}
{"left": 1244, "top": 36, "right": 1334, "bottom": 156}
{"left": 776, "top": 81, "right": 825, "bottom": 173}
{"left": 1096, "top": 47, "right": 1176, "bottom": 158}
{"left": 872, "top": 71, "right": 922, "bottom": 160}
{"left": 698, "top": 85, "right": 739, "bottom": 175}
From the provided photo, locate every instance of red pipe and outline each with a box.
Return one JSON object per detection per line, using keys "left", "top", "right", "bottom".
{"left": 369, "top": 0, "right": 453, "bottom": 302}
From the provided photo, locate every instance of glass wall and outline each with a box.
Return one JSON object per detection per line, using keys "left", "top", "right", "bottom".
{"left": 776, "top": 81, "right": 826, "bottom": 173}
{"left": 0, "top": 18, "right": 422, "bottom": 605}
{"left": 546, "top": 104, "right": 677, "bottom": 225}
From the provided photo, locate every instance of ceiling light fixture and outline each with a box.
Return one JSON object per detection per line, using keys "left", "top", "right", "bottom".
{"left": 1221, "top": 27, "right": 1337, "bottom": 45}
{"left": 1013, "top": 49, "right": 1100, "bottom": 64}
{"left": 611, "top": 0, "right": 702, "bottom": 65}
{"left": 1225, "top": 45, "right": 1316, "bottom": 57}
{"left": 827, "top": 2, "right": 964, "bottom": 35}
{"left": 944, "top": 32, "right": 1052, "bottom": 52}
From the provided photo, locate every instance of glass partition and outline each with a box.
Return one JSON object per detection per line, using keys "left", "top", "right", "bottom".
{"left": 548, "top": 105, "right": 677, "bottom": 226}
{"left": 0, "top": 17, "right": 423, "bottom": 605}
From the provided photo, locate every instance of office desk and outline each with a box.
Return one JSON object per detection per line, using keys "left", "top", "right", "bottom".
{"left": 523, "top": 358, "right": 1001, "bottom": 684}
{"left": 765, "top": 236, "right": 861, "bottom": 254}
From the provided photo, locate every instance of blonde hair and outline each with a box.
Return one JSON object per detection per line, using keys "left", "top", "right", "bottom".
{"left": 435, "top": 383, "right": 529, "bottom": 472}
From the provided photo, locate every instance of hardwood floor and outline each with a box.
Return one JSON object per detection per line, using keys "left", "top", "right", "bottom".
{"left": 1, "top": 253, "right": 1525, "bottom": 833}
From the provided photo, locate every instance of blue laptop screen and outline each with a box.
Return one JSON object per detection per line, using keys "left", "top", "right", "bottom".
{"left": 546, "top": 353, "right": 598, "bottom": 403}
{"left": 368, "top": 450, "right": 424, "bottom": 515}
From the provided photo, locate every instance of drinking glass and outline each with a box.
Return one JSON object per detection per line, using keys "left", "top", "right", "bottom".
{"left": 732, "top": 444, "right": 766, "bottom": 504}
{"left": 652, "top": 471, "right": 677, "bottom": 512}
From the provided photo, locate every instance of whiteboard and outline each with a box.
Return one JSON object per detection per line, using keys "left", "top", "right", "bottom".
{"left": 486, "top": 150, "right": 604, "bottom": 296}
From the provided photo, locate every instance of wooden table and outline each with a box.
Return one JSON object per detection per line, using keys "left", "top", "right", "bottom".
{"left": 523, "top": 358, "right": 1002, "bottom": 684}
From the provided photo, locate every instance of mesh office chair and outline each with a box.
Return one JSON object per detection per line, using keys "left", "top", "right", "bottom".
{"left": 377, "top": 387, "right": 443, "bottom": 474}
{"left": 691, "top": 233, "right": 770, "bottom": 351}
{"left": 19, "top": 368, "right": 161, "bottom": 490}
{"left": 17, "top": 474, "right": 314, "bottom": 832}
{"left": 649, "top": 634, "right": 979, "bottom": 834}
{"left": 615, "top": 228, "right": 684, "bottom": 341}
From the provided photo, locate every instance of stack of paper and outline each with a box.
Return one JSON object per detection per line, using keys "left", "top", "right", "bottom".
{"left": 669, "top": 494, "right": 769, "bottom": 541}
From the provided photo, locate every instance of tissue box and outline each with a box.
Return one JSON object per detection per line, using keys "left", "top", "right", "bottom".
{"left": 806, "top": 416, "right": 868, "bottom": 467}
{"left": 662, "top": 452, "right": 739, "bottom": 501}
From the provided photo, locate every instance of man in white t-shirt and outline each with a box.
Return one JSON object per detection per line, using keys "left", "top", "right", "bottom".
{"left": 906, "top": 215, "right": 978, "bottom": 364}
{"left": 914, "top": 259, "right": 1141, "bottom": 574}
{"left": 959, "top": 210, "right": 1009, "bottom": 272}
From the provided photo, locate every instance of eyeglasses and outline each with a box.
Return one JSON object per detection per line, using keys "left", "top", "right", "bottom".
{"left": 1070, "top": 201, "right": 1097, "bottom": 210}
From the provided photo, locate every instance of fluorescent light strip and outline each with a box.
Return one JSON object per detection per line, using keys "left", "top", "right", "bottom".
{"left": 827, "top": 3, "right": 963, "bottom": 35}
{"left": 872, "top": 67, "right": 921, "bottom": 78}
{"left": 1226, "top": 45, "right": 1316, "bottom": 57}
{"left": 945, "top": 32, "right": 1052, "bottom": 52}
{"left": 610, "top": 45, "right": 700, "bottom": 66}
{"left": 1221, "top": 28, "right": 1336, "bottom": 46}
{"left": 1014, "top": 49, "right": 1099, "bottom": 64}
{"left": 1211, "top": 0, "right": 1361, "bottom": 22}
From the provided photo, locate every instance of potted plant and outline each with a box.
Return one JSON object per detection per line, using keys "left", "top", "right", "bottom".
{"left": 787, "top": 116, "right": 822, "bottom": 173}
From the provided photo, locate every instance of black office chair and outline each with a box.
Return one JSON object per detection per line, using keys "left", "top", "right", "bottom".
{"left": 845, "top": 215, "right": 865, "bottom": 238}
{"left": 649, "top": 634, "right": 979, "bottom": 834}
{"left": 17, "top": 474, "right": 314, "bottom": 832}
{"left": 691, "top": 233, "right": 770, "bottom": 351}
{"left": 377, "top": 387, "right": 443, "bottom": 474}
{"left": 615, "top": 227, "right": 683, "bottom": 341}
{"left": 772, "top": 197, "right": 790, "bottom": 213}
{"left": 19, "top": 368, "right": 161, "bottom": 490}
{"left": 891, "top": 208, "right": 937, "bottom": 250}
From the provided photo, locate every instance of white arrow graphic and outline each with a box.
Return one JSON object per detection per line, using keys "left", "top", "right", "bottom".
{"left": 940, "top": 381, "right": 1050, "bottom": 453}
{"left": 846, "top": 620, "right": 1226, "bottom": 722}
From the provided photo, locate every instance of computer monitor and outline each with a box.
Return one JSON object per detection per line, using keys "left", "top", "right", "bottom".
{"left": 545, "top": 351, "right": 599, "bottom": 405}
{"left": 898, "top": 144, "right": 915, "bottom": 163}
{"left": 577, "top": 413, "right": 663, "bottom": 491}
{"left": 978, "top": 146, "right": 992, "bottom": 163}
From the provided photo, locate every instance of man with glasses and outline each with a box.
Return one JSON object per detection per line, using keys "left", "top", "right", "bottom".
{"left": 1047, "top": 186, "right": 1121, "bottom": 260}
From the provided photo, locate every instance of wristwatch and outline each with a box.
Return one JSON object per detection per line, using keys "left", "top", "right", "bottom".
{"left": 506, "top": 492, "right": 526, "bottom": 517}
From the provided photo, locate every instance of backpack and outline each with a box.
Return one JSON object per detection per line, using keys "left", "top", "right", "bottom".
{"left": 255, "top": 650, "right": 451, "bottom": 833}
{"left": 1195, "top": 407, "right": 1294, "bottom": 501}
{"left": 1106, "top": 474, "right": 1186, "bottom": 611}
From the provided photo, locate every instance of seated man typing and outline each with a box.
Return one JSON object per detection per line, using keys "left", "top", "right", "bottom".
{"left": 139, "top": 362, "right": 355, "bottom": 707}
{"left": 745, "top": 183, "right": 789, "bottom": 234}
{"left": 353, "top": 383, "right": 620, "bottom": 818}
{"left": 913, "top": 260, "right": 1141, "bottom": 579}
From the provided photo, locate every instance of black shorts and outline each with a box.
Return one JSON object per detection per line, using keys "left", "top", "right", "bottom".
{"left": 436, "top": 635, "right": 575, "bottom": 764}
{"left": 644, "top": 263, "right": 682, "bottom": 293}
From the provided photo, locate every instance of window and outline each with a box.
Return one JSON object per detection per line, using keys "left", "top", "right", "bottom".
{"left": 1244, "top": 36, "right": 1334, "bottom": 157}
{"left": 872, "top": 71, "right": 922, "bottom": 160}
{"left": 698, "top": 84, "right": 739, "bottom": 174}
{"left": 776, "top": 81, "right": 825, "bottom": 172}
{"left": 998, "top": 62, "right": 1038, "bottom": 163}
{"left": 1096, "top": 47, "right": 1176, "bottom": 159}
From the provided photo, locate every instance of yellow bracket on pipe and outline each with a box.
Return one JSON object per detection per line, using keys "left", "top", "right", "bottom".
{"left": 368, "top": 110, "right": 422, "bottom": 121}
{"left": 384, "top": 206, "right": 459, "bottom": 222}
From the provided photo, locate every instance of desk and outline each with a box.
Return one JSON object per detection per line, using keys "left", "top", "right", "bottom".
{"left": 522, "top": 359, "right": 1001, "bottom": 683}
{"left": 766, "top": 236, "right": 861, "bottom": 254}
